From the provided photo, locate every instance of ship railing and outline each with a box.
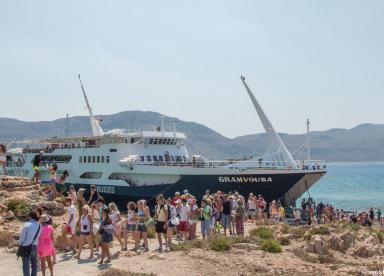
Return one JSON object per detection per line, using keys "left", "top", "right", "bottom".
{"left": 5, "top": 161, "right": 25, "bottom": 167}
{"left": 6, "top": 161, "right": 70, "bottom": 169}
{"left": 20, "top": 144, "right": 99, "bottom": 154}
{"left": 296, "top": 160, "right": 327, "bottom": 171}
{"left": 129, "top": 159, "right": 326, "bottom": 171}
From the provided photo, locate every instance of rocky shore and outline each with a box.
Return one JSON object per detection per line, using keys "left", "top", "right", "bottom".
{"left": 0, "top": 176, "right": 383, "bottom": 276}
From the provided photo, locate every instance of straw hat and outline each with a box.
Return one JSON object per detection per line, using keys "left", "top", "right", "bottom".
{"left": 40, "top": 214, "right": 49, "bottom": 223}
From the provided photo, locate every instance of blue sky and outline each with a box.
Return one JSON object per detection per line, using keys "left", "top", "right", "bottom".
{"left": 0, "top": 0, "right": 383, "bottom": 138}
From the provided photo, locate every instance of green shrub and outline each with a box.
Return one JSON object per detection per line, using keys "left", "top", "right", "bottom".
{"left": 6, "top": 198, "right": 27, "bottom": 212}
{"left": 348, "top": 224, "right": 360, "bottom": 232}
{"left": 209, "top": 235, "right": 231, "bottom": 252}
{"left": 290, "top": 226, "right": 309, "bottom": 239}
{"left": 304, "top": 226, "right": 330, "bottom": 240}
{"left": 250, "top": 227, "right": 274, "bottom": 240}
{"left": 6, "top": 198, "right": 30, "bottom": 217}
{"left": 230, "top": 236, "right": 254, "bottom": 244}
{"left": 170, "top": 239, "right": 205, "bottom": 251}
{"left": 260, "top": 239, "right": 282, "bottom": 253}
{"left": 16, "top": 201, "right": 31, "bottom": 217}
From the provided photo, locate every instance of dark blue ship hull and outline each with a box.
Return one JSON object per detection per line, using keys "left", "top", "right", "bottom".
{"left": 66, "top": 171, "right": 325, "bottom": 211}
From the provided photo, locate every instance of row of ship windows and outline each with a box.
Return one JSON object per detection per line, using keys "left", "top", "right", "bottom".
{"left": 143, "top": 155, "right": 186, "bottom": 162}
{"left": 78, "top": 155, "right": 188, "bottom": 164}
{"left": 79, "top": 156, "right": 110, "bottom": 164}
{"left": 146, "top": 138, "right": 179, "bottom": 145}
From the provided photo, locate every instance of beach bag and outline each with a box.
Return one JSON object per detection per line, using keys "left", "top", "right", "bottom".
{"left": 144, "top": 217, "right": 153, "bottom": 227}
{"left": 17, "top": 224, "right": 40, "bottom": 259}
{"left": 101, "top": 224, "right": 113, "bottom": 242}
{"left": 170, "top": 217, "right": 180, "bottom": 226}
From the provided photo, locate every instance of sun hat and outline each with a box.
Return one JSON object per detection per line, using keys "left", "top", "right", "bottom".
{"left": 40, "top": 214, "right": 49, "bottom": 223}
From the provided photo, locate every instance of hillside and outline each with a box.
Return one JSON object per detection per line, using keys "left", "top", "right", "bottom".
{"left": 0, "top": 112, "right": 383, "bottom": 162}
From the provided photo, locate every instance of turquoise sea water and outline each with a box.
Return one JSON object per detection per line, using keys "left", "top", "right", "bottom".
{"left": 299, "top": 162, "right": 384, "bottom": 212}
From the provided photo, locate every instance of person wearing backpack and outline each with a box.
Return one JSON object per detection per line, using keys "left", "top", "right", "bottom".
{"left": 98, "top": 208, "right": 113, "bottom": 264}
{"left": 154, "top": 194, "right": 168, "bottom": 252}
{"left": 18, "top": 211, "right": 42, "bottom": 276}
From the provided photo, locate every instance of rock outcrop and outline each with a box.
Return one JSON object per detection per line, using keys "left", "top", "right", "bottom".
{"left": 304, "top": 235, "right": 329, "bottom": 256}
{"left": 329, "top": 231, "right": 355, "bottom": 252}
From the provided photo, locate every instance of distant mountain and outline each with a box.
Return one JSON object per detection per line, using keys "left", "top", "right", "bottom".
{"left": 0, "top": 111, "right": 383, "bottom": 162}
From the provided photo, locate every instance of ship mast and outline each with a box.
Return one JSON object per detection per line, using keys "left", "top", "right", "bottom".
{"left": 240, "top": 76, "right": 297, "bottom": 169}
{"left": 306, "top": 119, "right": 310, "bottom": 161}
{"left": 78, "top": 74, "right": 104, "bottom": 137}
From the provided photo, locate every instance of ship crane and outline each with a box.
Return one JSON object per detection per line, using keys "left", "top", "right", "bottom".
{"left": 78, "top": 74, "right": 104, "bottom": 137}
{"left": 240, "top": 75, "right": 298, "bottom": 169}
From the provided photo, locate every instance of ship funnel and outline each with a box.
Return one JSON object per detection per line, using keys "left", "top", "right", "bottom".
{"left": 241, "top": 76, "right": 297, "bottom": 169}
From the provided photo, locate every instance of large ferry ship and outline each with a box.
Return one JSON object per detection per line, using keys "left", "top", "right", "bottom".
{"left": 3, "top": 76, "right": 326, "bottom": 207}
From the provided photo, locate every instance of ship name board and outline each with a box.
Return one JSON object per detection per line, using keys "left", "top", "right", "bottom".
{"left": 218, "top": 176, "right": 272, "bottom": 183}
{"left": 96, "top": 186, "right": 115, "bottom": 194}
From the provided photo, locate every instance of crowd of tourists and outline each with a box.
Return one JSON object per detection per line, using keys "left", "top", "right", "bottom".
{"left": 9, "top": 160, "right": 383, "bottom": 276}
{"left": 19, "top": 184, "right": 290, "bottom": 276}
{"left": 295, "top": 198, "right": 383, "bottom": 228}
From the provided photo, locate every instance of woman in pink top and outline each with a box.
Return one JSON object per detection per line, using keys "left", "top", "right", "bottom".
{"left": 38, "top": 214, "right": 54, "bottom": 276}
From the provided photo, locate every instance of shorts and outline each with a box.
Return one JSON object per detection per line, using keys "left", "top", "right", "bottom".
{"left": 248, "top": 209, "right": 256, "bottom": 216}
{"left": 179, "top": 221, "right": 188, "bottom": 232}
{"left": 50, "top": 179, "right": 56, "bottom": 185}
{"left": 168, "top": 221, "right": 175, "bottom": 228}
{"left": 155, "top": 221, "right": 167, "bottom": 234}
{"left": 55, "top": 183, "right": 65, "bottom": 192}
{"left": 136, "top": 223, "right": 147, "bottom": 232}
{"left": 126, "top": 224, "right": 136, "bottom": 232}
{"left": 221, "top": 214, "right": 231, "bottom": 228}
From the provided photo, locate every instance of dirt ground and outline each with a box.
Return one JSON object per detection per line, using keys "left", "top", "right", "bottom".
{"left": 1, "top": 220, "right": 382, "bottom": 276}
